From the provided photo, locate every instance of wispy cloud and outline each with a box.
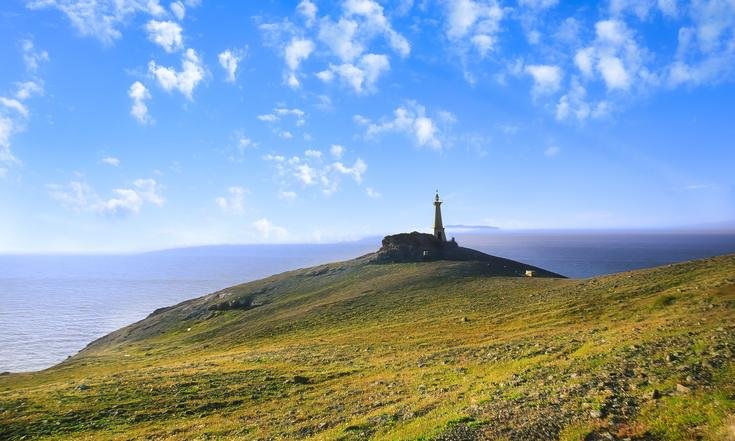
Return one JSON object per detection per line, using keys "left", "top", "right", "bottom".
{"left": 356, "top": 101, "right": 455, "bottom": 150}
{"left": 100, "top": 156, "right": 121, "bottom": 166}
{"left": 264, "top": 148, "right": 367, "bottom": 196}
{"left": 26, "top": 0, "right": 168, "bottom": 45}
{"left": 253, "top": 218, "right": 288, "bottom": 240}
{"left": 215, "top": 186, "right": 246, "bottom": 213}
{"left": 365, "top": 187, "right": 381, "bottom": 198}
{"left": 258, "top": 0, "right": 409, "bottom": 94}
{"left": 1, "top": 42, "right": 48, "bottom": 169}
{"left": 48, "top": 178, "right": 164, "bottom": 216}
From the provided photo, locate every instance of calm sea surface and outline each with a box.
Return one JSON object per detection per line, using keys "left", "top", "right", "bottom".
{"left": 2, "top": 232, "right": 735, "bottom": 373}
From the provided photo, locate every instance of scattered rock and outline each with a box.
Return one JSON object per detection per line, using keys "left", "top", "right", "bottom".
{"left": 676, "top": 383, "right": 691, "bottom": 394}
{"left": 292, "top": 375, "right": 310, "bottom": 385}
{"left": 644, "top": 389, "right": 661, "bottom": 400}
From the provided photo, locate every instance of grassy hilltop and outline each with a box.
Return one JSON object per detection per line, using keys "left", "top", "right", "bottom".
{"left": 1, "top": 251, "right": 734, "bottom": 440}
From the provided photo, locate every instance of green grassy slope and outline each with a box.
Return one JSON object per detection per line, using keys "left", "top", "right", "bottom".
{"left": 1, "top": 255, "right": 734, "bottom": 440}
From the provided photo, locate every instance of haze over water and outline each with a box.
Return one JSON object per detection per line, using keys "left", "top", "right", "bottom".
{"left": 2, "top": 231, "right": 735, "bottom": 373}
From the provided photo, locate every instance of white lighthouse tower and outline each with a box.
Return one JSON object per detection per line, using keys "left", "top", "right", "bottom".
{"left": 433, "top": 191, "right": 447, "bottom": 242}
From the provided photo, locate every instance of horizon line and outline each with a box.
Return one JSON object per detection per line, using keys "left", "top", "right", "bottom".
{"left": 3, "top": 225, "right": 735, "bottom": 256}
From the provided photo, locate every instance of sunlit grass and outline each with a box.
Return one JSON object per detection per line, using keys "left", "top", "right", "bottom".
{"left": 1, "top": 255, "right": 734, "bottom": 439}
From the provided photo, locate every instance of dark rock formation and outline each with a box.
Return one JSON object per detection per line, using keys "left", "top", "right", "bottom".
{"left": 372, "top": 232, "right": 458, "bottom": 262}
{"left": 369, "top": 231, "right": 565, "bottom": 278}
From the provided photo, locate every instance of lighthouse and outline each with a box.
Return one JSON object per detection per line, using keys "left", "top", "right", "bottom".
{"left": 433, "top": 191, "right": 447, "bottom": 242}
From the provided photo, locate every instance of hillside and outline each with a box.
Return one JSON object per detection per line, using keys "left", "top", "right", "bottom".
{"left": 1, "top": 251, "right": 734, "bottom": 440}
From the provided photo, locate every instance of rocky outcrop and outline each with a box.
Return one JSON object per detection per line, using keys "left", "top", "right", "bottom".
{"left": 371, "top": 232, "right": 458, "bottom": 263}
{"left": 368, "top": 231, "right": 565, "bottom": 278}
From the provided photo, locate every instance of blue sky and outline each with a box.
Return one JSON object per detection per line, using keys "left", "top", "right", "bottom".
{"left": 1, "top": 0, "right": 734, "bottom": 252}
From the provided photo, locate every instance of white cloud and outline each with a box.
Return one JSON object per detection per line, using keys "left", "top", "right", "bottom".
{"left": 297, "top": 0, "right": 317, "bottom": 26}
{"left": 555, "top": 17, "right": 580, "bottom": 44}
{"left": 253, "top": 218, "right": 288, "bottom": 240}
{"left": 170, "top": 1, "right": 185, "bottom": 20}
{"left": 147, "top": 0, "right": 166, "bottom": 16}
{"left": 657, "top": 0, "right": 678, "bottom": 17}
{"left": 218, "top": 49, "right": 242, "bottom": 82}
{"left": 148, "top": 48, "right": 205, "bottom": 99}
{"left": 258, "top": 107, "right": 307, "bottom": 138}
{"left": 316, "top": 69, "right": 335, "bottom": 81}
{"left": 574, "top": 47, "right": 595, "bottom": 77}
{"left": 342, "top": 0, "right": 410, "bottom": 58}
{"left": 318, "top": 17, "right": 363, "bottom": 62}
{"left": 257, "top": 114, "right": 278, "bottom": 122}
{"left": 665, "top": 0, "right": 735, "bottom": 87}
{"left": 595, "top": 19, "right": 628, "bottom": 46}
{"left": 47, "top": 180, "right": 97, "bottom": 211}
{"left": 573, "top": 20, "right": 650, "bottom": 92}
{"left": 609, "top": 0, "right": 679, "bottom": 19}
{"left": 319, "top": 53, "right": 390, "bottom": 94}
{"left": 519, "top": 0, "right": 559, "bottom": 9}
{"left": 128, "top": 81, "right": 152, "bottom": 124}
{"left": 471, "top": 34, "right": 495, "bottom": 57}
{"left": 524, "top": 64, "right": 562, "bottom": 95}
{"left": 20, "top": 39, "right": 49, "bottom": 73}
{"left": 689, "top": 2, "right": 735, "bottom": 52}
{"left": 445, "top": 0, "right": 503, "bottom": 57}
{"left": 260, "top": 0, "right": 408, "bottom": 93}
{"left": 275, "top": 107, "right": 306, "bottom": 125}
{"left": 333, "top": 158, "right": 367, "bottom": 183}
{"left": 15, "top": 81, "right": 44, "bottom": 100}
{"left": 236, "top": 134, "right": 255, "bottom": 150}
{"left": 330, "top": 144, "right": 344, "bottom": 158}
{"left": 145, "top": 20, "right": 183, "bottom": 52}
{"left": 365, "top": 187, "right": 381, "bottom": 198}
{"left": 0, "top": 116, "right": 17, "bottom": 163}
{"left": 0, "top": 98, "right": 29, "bottom": 118}
{"left": 215, "top": 186, "right": 246, "bottom": 213}
{"left": 284, "top": 38, "right": 315, "bottom": 88}
{"left": 556, "top": 80, "right": 610, "bottom": 122}
{"left": 0, "top": 75, "right": 45, "bottom": 166}
{"left": 47, "top": 178, "right": 164, "bottom": 216}
{"left": 360, "top": 101, "right": 451, "bottom": 150}
{"left": 264, "top": 148, "right": 367, "bottom": 195}
{"left": 295, "top": 162, "right": 316, "bottom": 184}
{"left": 27, "top": 0, "right": 167, "bottom": 45}
{"left": 100, "top": 156, "right": 120, "bottom": 166}
{"left": 597, "top": 55, "right": 630, "bottom": 90}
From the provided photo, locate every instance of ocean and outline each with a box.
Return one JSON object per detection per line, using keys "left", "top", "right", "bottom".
{"left": 2, "top": 231, "right": 734, "bottom": 373}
